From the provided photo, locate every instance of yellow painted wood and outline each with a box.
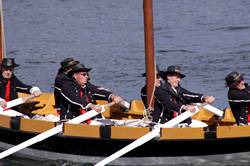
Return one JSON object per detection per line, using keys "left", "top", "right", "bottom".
{"left": 20, "top": 118, "right": 56, "bottom": 133}
{"left": 0, "top": 115, "right": 11, "bottom": 128}
{"left": 219, "top": 108, "right": 236, "bottom": 125}
{"left": 160, "top": 128, "right": 205, "bottom": 140}
{"left": 217, "top": 125, "right": 250, "bottom": 138}
{"left": 63, "top": 123, "right": 100, "bottom": 138}
{"left": 110, "top": 126, "right": 150, "bottom": 139}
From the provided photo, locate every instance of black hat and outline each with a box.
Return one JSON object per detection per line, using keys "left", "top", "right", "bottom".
{"left": 142, "top": 65, "right": 163, "bottom": 77}
{"left": 68, "top": 63, "right": 91, "bottom": 77}
{"left": 1, "top": 58, "right": 19, "bottom": 68}
{"left": 162, "top": 65, "right": 186, "bottom": 78}
{"left": 60, "top": 57, "right": 79, "bottom": 70}
{"left": 225, "top": 71, "right": 244, "bottom": 87}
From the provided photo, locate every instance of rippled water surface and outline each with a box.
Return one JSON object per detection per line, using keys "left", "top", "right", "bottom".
{"left": 1, "top": 0, "right": 250, "bottom": 165}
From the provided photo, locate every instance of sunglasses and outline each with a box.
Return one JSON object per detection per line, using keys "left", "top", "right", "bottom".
{"left": 80, "top": 73, "right": 89, "bottom": 77}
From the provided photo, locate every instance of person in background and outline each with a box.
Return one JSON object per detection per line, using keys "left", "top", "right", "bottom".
{"left": 140, "top": 65, "right": 167, "bottom": 122}
{"left": 54, "top": 57, "right": 79, "bottom": 114}
{"left": 152, "top": 65, "right": 215, "bottom": 125}
{"left": 60, "top": 63, "right": 123, "bottom": 123}
{"left": 225, "top": 71, "right": 250, "bottom": 125}
{"left": 0, "top": 58, "right": 41, "bottom": 111}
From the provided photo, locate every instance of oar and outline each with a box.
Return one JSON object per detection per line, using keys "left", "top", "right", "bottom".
{"left": 95, "top": 106, "right": 201, "bottom": 166}
{"left": 0, "top": 102, "right": 115, "bottom": 159}
{"left": 0, "top": 95, "right": 35, "bottom": 112}
{"left": 120, "top": 100, "right": 130, "bottom": 109}
{"left": 196, "top": 103, "right": 224, "bottom": 117}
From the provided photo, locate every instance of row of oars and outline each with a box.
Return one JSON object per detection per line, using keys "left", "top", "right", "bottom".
{"left": 0, "top": 96, "right": 223, "bottom": 166}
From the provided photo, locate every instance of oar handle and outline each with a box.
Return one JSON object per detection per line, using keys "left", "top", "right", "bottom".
{"left": 195, "top": 103, "right": 224, "bottom": 117}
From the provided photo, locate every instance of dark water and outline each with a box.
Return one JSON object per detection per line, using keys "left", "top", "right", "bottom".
{"left": 1, "top": 0, "right": 250, "bottom": 165}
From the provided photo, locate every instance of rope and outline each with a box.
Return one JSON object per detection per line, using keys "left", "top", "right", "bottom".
{"left": 143, "top": 65, "right": 157, "bottom": 122}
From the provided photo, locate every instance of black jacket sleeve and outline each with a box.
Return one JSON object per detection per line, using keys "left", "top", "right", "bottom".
{"left": 180, "top": 87, "right": 204, "bottom": 103}
{"left": 87, "top": 82, "right": 113, "bottom": 101}
{"left": 14, "top": 75, "right": 32, "bottom": 94}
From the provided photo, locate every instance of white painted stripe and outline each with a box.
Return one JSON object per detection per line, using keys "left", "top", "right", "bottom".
{"left": 61, "top": 92, "right": 85, "bottom": 109}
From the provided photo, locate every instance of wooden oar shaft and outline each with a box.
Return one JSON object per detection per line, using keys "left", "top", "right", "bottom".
{"left": 0, "top": 95, "right": 35, "bottom": 112}
{"left": 0, "top": 102, "right": 115, "bottom": 159}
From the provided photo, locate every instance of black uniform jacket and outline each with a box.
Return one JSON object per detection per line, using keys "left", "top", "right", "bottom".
{"left": 54, "top": 72, "right": 70, "bottom": 110}
{"left": 0, "top": 74, "right": 32, "bottom": 100}
{"left": 60, "top": 79, "right": 113, "bottom": 120}
{"left": 228, "top": 83, "right": 250, "bottom": 125}
{"left": 141, "top": 81, "right": 204, "bottom": 124}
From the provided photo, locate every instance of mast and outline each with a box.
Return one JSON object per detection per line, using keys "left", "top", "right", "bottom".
{"left": 143, "top": 0, "right": 156, "bottom": 109}
{"left": 0, "top": 0, "right": 5, "bottom": 62}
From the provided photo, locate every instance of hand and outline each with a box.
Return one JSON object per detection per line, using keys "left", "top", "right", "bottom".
{"left": 0, "top": 101, "right": 7, "bottom": 108}
{"left": 90, "top": 104, "right": 102, "bottom": 113}
{"left": 32, "top": 90, "right": 42, "bottom": 97}
{"left": 155, "top": 78, "right": 161, "bottom": 87}
{"left": 183, "top": 105, "right": 196, "bottom": 113}
{"left": 203, "top": 96, "right": 215, "bottom": 104}
{"left": 111, "top": 95, "right": 123, "bottom": 104}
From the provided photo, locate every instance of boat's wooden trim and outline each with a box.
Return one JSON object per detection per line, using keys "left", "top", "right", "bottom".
{"left": 63, "top": 123, "right": 101, "bottom": 138}
{"left": 0, "top": 115, "right": 11, "bottom": 128}
{"left": 217, "top": 126, "right": 250, "bottom": 138}
{"left": 160, "top": 128, "right": 205, "bottom": 140}
{"left": 110, "top": 126, "right": 150, "bottom": 139}
{"left": 19, "top": 118, "right": 56, "bottom": 133}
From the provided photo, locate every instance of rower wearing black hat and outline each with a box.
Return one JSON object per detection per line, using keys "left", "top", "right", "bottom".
{"left": 54, "top": 57, "right": 79, "bottom": 114}
{"left": 60, "top": 63, "right": 123, "bottom": 122}
{"left": 0, "top": 58, "right": 41, "bottom": 110}
{"left": 151, "top": 65, "right": 214, "bottom": 125}
{"left": 225, "top": 71, "right": 250, "bottom": 125}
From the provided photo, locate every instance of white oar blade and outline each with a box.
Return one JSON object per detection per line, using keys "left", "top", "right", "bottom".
{"left": 95, "top": 128, "right": 160, "bottom": 166}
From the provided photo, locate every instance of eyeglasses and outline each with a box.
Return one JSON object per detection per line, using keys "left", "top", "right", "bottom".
{"left": 80, "top": 73, "right": 89, "bottom": 77}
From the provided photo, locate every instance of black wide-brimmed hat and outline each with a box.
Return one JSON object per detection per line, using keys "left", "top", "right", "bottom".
{"left": 142, "top": 65, "right": 163, "bottom": 77}
{"left": 60, "top": 57, "right": 79, "bottom": 70}
{"left": 225, "top": 71, "right": 244, "bottom": 87}
{"left": 68, "top": 63, "right": 91, "bottom": 77}
{"left": 1, "top": 58, "right": 19, "bottom": 68}
{"left": 162, "top": 65, "right": 186, "bottom": 78}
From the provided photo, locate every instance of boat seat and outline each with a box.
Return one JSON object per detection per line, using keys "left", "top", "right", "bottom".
{"left": 218, "top": 107, "right": 236, "bottom": 126}
{"left": 101, "top": 99, "right": 145, "bottom": 120}
{"left": 128, "top": 99, "right": 145, "bottom": 114}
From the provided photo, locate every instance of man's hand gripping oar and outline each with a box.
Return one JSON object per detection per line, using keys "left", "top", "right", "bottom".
{"left": 0, "top": 101, "right": 116, "bottom": 159}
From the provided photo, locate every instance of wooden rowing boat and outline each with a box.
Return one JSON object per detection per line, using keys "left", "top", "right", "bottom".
{"left": 1, "top": 0, "right": 250, "bottom": 165}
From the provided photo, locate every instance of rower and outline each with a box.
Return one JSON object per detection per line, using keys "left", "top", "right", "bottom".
{"left": 0, "top": 58, "right": 41, "bottom": 117}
